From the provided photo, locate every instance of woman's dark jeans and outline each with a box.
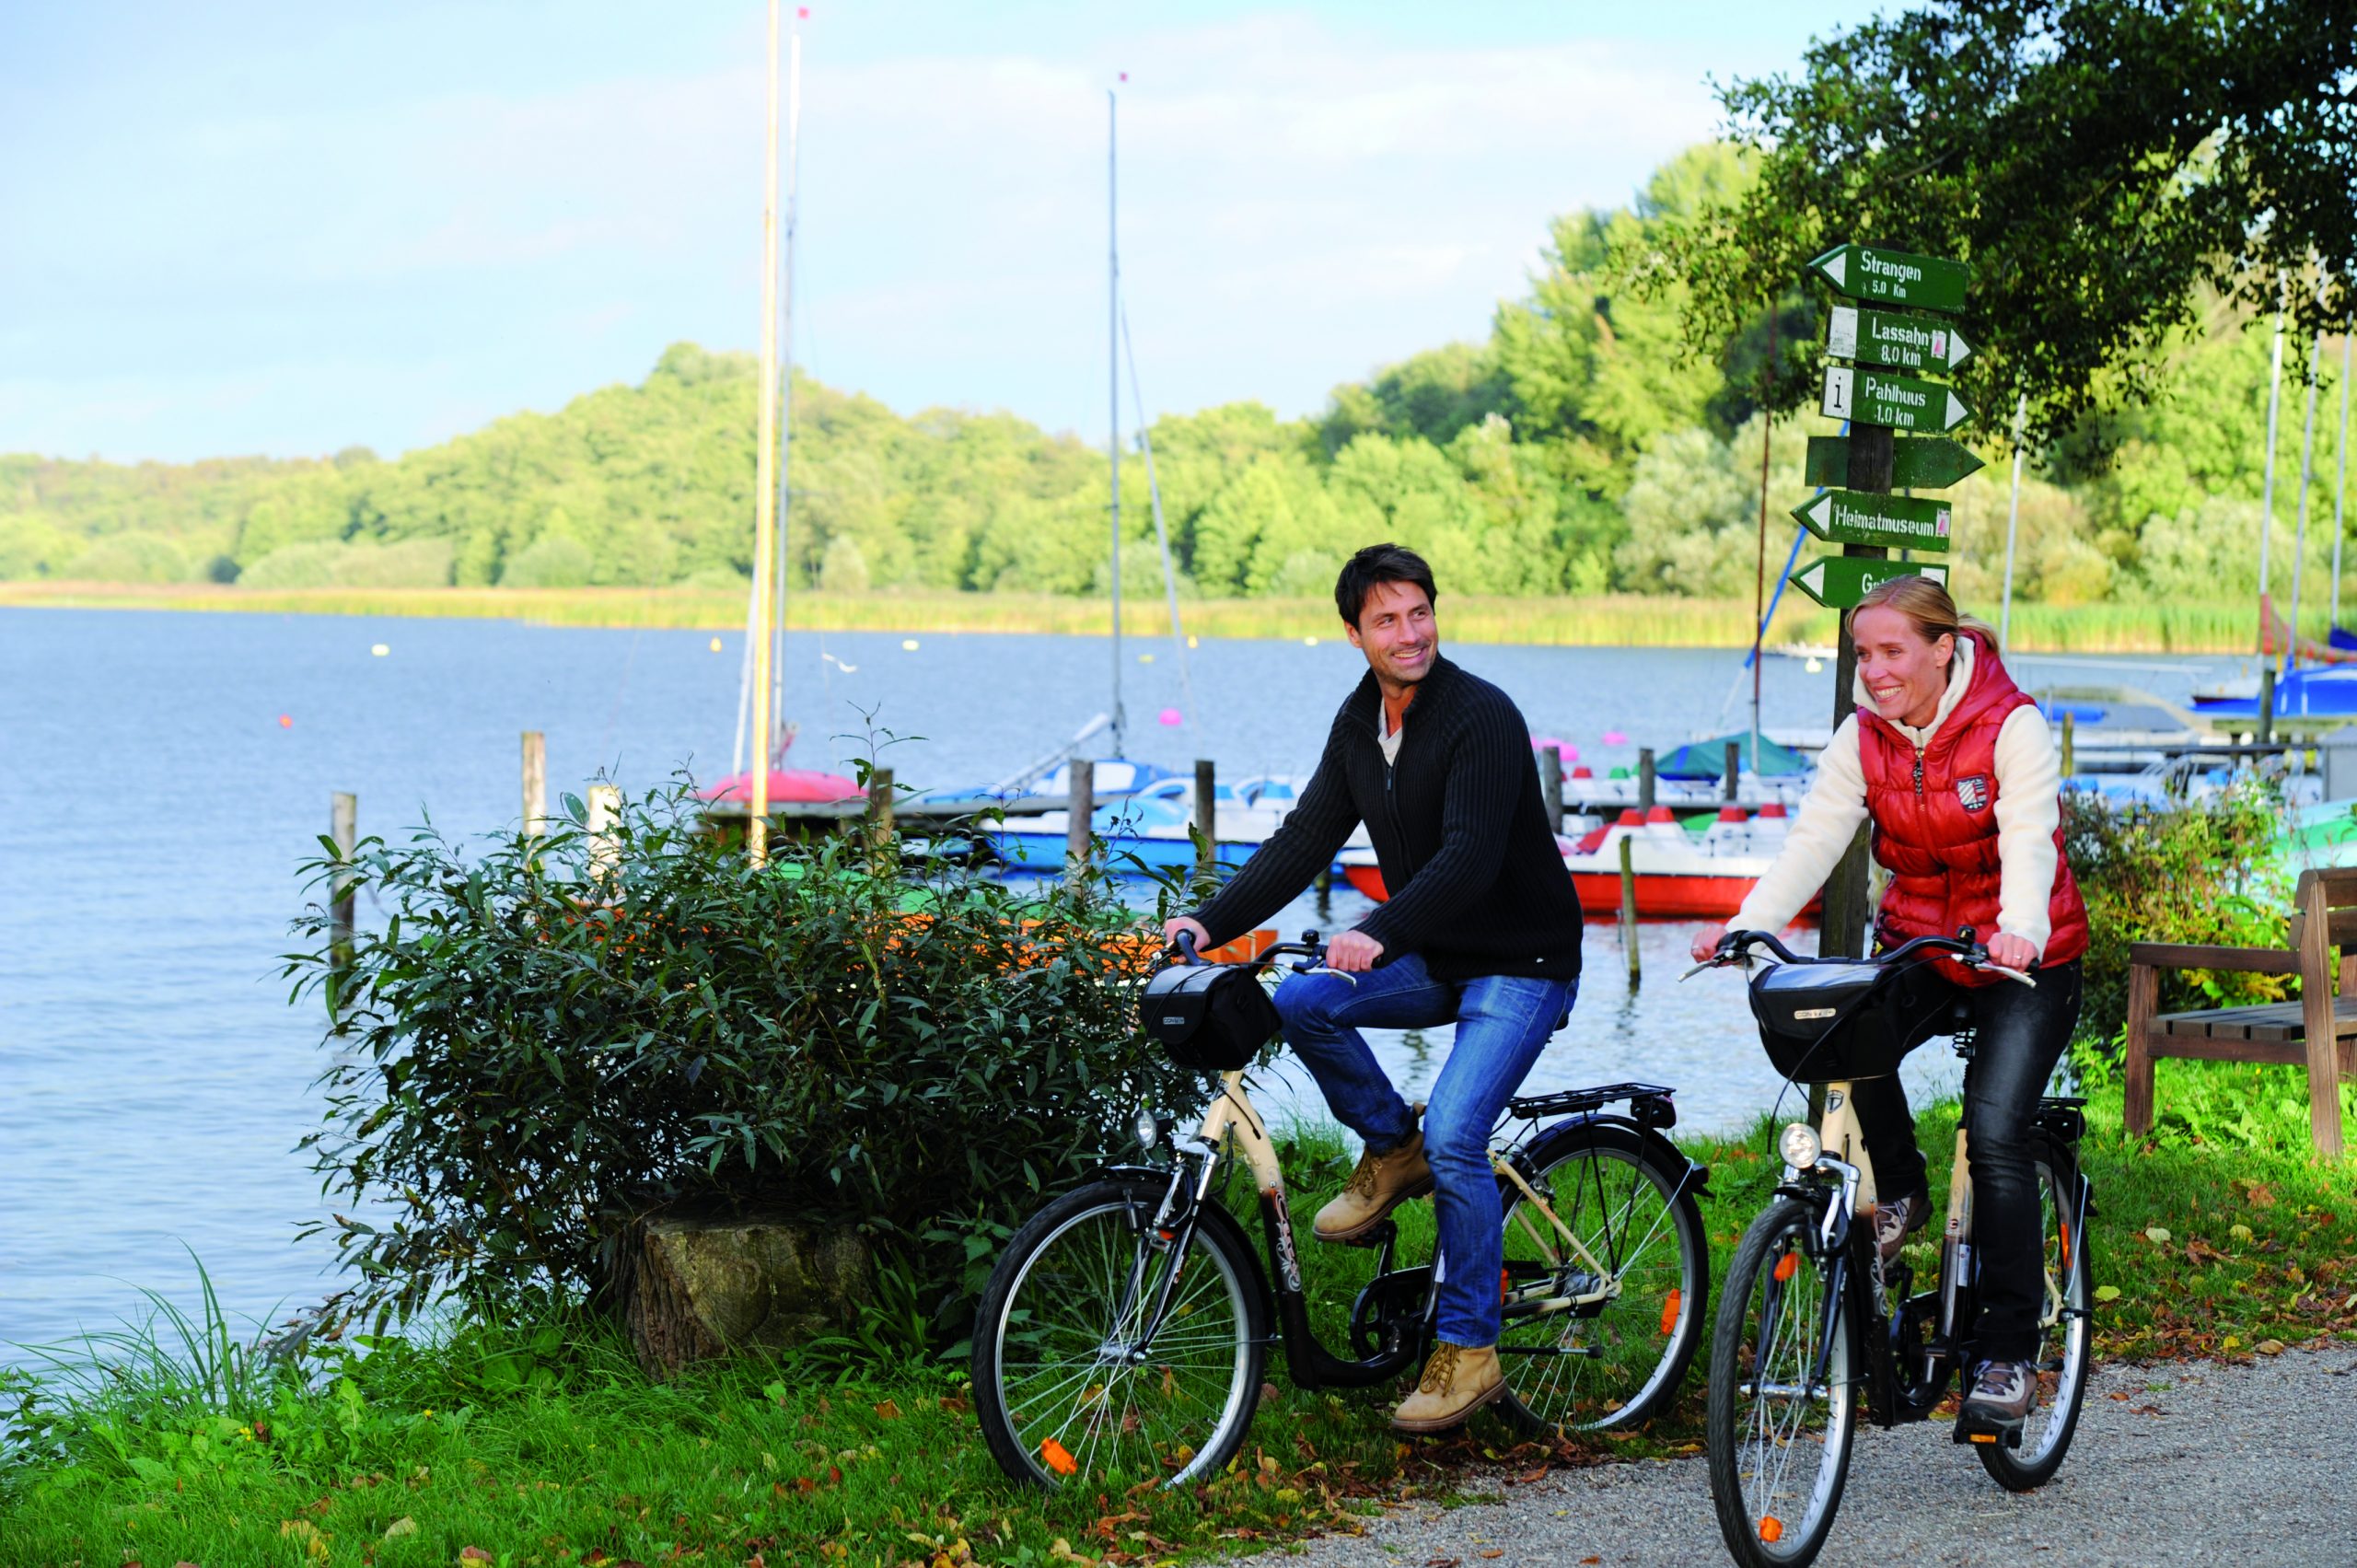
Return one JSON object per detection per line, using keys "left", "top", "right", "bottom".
{"left": 1853, "top": 958, "right": 2084, "bottom": 1364}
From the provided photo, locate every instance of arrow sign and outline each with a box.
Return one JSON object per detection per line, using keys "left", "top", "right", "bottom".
{"left": 1805, "top": 436, "right": 1986, "bottom": 489}
{"left": 1793, "top": 490, "right": 1954, "bottom": 552}
{"left": 1821, "top": 366, "right": 1970, "bottom": 433}
{"left": 1827, "top": 305, "right": 1970, "bottom": 372}
{"left": 1807, "top": 244, "right": 1970, "bottom": 315}
{"left": 1791, "top": 555, "right": 1950, "bottom": 610}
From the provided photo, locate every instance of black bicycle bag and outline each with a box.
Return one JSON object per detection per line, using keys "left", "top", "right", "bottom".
{"left": 1139, "top": 962, "right": 1283, "bottom": 1073}
{"left": 1747, "top": 958, "right": 1951, "bottom": 1081}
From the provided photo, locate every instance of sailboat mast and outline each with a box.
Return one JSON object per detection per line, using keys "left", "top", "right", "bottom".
{"left": 771, "top": 8, "right": 803, "bottom": 764}
{"left": 1108, "top": 87, "right": 1125, "bottom": 756}
{"left": 747, "top": 0, "right": 784, "bottom": 865}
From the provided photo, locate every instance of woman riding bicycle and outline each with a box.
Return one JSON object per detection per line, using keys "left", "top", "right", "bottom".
{"left": 1691, "top": 575, "right": 2086, "bottom": 1437}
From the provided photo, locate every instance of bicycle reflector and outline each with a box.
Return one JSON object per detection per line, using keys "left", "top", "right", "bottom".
{"left": 1778, "top": 1121, "right": 1822, "bottom": 1169}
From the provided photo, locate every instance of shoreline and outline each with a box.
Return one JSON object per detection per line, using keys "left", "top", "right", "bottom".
{"left": 0, "top": 580, "right": 2265, "bottom": 653}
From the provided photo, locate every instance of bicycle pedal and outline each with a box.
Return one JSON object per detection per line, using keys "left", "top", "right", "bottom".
{"left": 1954, "top": 1418, "right": 2023, "bottom": 1449}
{"left": 1337, "top": 1220, "right": 1398, "bottom": 1249}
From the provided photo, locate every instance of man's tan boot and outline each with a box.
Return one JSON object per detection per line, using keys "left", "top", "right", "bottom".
{"left": 1391, "top": 1342, "right": 1504, "bottom": 1433}
{"left": 1312, "top": 1131, "right": 1433, "bottom": 1244}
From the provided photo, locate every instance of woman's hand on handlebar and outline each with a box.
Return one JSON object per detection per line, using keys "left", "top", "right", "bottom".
{"left": 1985, "top": 932, "right": 2039, "bottom": 972}
{"left": 1163, "top": 915, "right": 1210, "bottom": 958}
{"left": 1690, "top": 923, "right": 1731, "bottom": 964}
{"left": 1325, "top": 929, "right": 1385, "bottom": 973}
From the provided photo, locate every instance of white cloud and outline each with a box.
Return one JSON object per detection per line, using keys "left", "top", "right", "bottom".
{"left": 10, "top": 10, "right": 1743, "bottom": 459}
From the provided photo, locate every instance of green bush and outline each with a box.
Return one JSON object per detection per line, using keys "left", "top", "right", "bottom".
{"left": 287, "top": 785, "right": 1202, "bottom": 1331}
{"left": 2063, "top": 777, "right": 2291, "bottom": 1049}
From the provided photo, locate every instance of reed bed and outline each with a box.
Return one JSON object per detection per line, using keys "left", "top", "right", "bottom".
{"left": 0, "top": 579, "right": 2280, "bottom": 653}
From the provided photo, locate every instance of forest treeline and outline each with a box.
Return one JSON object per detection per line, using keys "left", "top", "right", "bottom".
{"left": 3, "top": 144, "right": 2348, "bottom": 612}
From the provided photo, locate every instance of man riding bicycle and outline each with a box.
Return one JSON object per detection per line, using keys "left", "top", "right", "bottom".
{"left": 1692, "top": 575, "right": 2086, "bottom": 1440}
{"left": 1164, "top": 542, "right": 1584, "bottom": 1433}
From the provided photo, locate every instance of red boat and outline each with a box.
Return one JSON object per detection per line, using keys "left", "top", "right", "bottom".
{"left": 697, "top": 767, "right": 864, "bottom": 805}
{"left": 1338, "top": 805, "right": 1817, "bottom": 921}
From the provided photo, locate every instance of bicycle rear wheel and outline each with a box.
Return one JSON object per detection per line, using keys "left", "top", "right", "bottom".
{"left": 1977, "top": 1137, "right": 2094, "bottom": 1491}
{"left": 1707, "top": 1197, "right": 1856, "bottom": 1568}
{"left": 1493, "top": 1121, "right": 1707, "bottom": 1435}
{"left": 971, "top": 1178, "right": 1266, "bottom": 1492}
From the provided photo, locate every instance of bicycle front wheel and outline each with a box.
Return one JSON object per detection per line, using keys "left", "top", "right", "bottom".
{"left": 1977, "top": 1137, "right": 2094, "bottom": 1492}
{"left": 1707, "top": 1197, "right": 1856, "bottom": 1568}
{"left": 1493, "top": 1121, "right": 1708, "bottom": 1435}
{"left": 971, "top": 1179, "right": 1266, "bottom": 1492}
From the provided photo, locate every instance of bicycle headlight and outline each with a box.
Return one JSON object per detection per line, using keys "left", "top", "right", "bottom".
{"left": 1134, "top": 1104, "right": 1160, "bottom": 1152}
{"left": 1778, "top": 1121, "right": 1823, "bottom": 1169}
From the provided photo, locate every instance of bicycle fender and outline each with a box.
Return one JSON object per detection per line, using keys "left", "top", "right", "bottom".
{"left": 1515, "top": 1112, "right": 1710, "bottom": 1197}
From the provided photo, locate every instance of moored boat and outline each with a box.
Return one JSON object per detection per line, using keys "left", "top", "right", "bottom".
{"left": 1341, "top": 804, "right": 1817, "bottom": 921}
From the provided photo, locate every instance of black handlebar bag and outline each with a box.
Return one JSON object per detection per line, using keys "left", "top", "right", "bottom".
{"left": 1140, "top": 963, "right": 1283, "bottom": 1072}
{"left": 1747, "top": 958, "right": 1952, "bottom": 1081}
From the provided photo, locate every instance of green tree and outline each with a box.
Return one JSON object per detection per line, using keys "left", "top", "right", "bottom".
{"left": 1667, "top": 0, "right": 2357, "bottom": 441}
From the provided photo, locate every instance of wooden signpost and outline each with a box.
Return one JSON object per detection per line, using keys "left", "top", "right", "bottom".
{"left": 1804, "top": 241, "right": 1975, "bottom": 958}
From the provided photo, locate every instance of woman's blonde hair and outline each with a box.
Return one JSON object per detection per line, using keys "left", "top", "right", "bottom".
{"left": 1844, "top": 574, "right": 1998, "bottom": 647}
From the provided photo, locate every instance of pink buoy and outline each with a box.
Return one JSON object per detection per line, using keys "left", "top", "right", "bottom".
{"left": 1158, "top": 707, "right": 1183, "bottom": 726}
{"left": 1601, "top": 728, "right": 1628, "bottom": 746}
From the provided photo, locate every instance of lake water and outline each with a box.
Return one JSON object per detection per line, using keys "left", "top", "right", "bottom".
{"left": 0, "top": 607, "right": 2230, "bottom": 1354}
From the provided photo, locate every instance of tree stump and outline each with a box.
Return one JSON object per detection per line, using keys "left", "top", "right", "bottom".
{"left": 610, "top": 1211, "right": 875, "bottom": 1378}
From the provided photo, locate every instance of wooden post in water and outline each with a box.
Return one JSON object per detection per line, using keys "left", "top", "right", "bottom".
{"left": 1066, "top": 759, "right": 1095, "bottom": 888}
{"left": 330, "top": 791, "right": 356, "bottom": 1007}
{"left": 1617, "top": 833, "right": 1640, "bottom": 989}
{"left": 1637, "top": 749, "right": 1656, "bottom": 812}
{"left": 867, "top": 767, "right": 896, "bottom": 869}
{"left": 1193, "top": 758, "right": 1217, "bottom": 886}
{"left": 2061, "top": 711, "right": 2075, "bottom": 780}
{"left": 585, "top": 784, "right": 621, "bottom": 886}
{"left": 1724, "top": 740, "right": 1741, "bottom": 803}
{"left": 1540, "top": 744, "right": 1564, "bottom": 833}
{"left": 521, "top": 731, "right": 546, "bottom": 835}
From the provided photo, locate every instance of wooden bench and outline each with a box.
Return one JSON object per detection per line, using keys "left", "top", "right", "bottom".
{"left": 2124, "top": 866, "right": 2357, "bottom": 1158}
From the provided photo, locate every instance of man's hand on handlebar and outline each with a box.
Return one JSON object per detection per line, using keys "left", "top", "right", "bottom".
{"left": 1325, "top": 930, "right": 1385, "bottom": 973}
{"left": 1985, "top": 932, "right": 2039, "bottom": 972}
{"left": 1163, "top": 915, "right": 1210, "bottom": 958}
{"left": 1690, "top": 923, "right": 1732, "bottom": 964}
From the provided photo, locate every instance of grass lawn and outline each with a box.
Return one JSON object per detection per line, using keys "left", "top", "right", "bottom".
{"left": 5, "top": 1060, "right": 2352, "bottom": 1568}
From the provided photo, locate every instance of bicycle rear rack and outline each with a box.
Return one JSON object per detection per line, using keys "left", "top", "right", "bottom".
{"left": 1508, "top": 1081, "right": 1678, "bottom": 1130}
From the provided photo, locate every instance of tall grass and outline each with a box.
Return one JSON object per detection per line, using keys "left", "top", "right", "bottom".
{"left": 0, "top": 580, "right": 2282, "bottom": 652}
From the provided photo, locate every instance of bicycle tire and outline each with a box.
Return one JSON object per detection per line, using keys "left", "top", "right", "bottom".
{"left": 1708, "top": 1196, "right": 1857, "bottom": 1568}
{"left": 1493, "top": 1121, "right": 1708, "bottom": 1435}
{"left": 971, "top": 1177, "right": 1266, "bottom": 1491}
{"left": 1977, "top": 1134, "right": 2094, "bottom": 1492}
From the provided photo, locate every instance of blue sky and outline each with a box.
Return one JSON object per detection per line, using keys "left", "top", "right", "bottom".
{"left": 1, "top": 2, "right": 1884, "bottom": 463}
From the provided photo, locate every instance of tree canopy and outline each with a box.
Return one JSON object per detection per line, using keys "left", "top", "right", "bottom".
{"left": 1665, "top": 0, "right": 2356, "bottom": 441}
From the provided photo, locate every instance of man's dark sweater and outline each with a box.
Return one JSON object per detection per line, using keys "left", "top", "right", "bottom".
{"left": 1192, "top": 655, "right": 1584, "bottom": 981}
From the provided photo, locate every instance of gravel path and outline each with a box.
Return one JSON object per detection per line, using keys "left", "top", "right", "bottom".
{"left": 1260, "top": 1345, "right": 2357, "bottom": 1567}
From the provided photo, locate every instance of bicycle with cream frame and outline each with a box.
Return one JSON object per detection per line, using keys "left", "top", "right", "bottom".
{"left": 970, "top": 935, "right": 1713, "bottom": 1492}
{"left": 1691, "top": 929, "right": 2096, "bottom": 1568}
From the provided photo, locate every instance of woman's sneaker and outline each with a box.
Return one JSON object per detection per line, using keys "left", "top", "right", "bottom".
{"left": 1957, "top": 1358, "right": 2033, "bottom": 1442}
{"left": 1875, "top": 1185, "right": 1932, "bottom": 1266}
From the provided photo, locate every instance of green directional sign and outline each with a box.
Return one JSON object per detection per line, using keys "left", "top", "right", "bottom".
{"left": 1822, "top": 366, "right": 1970, "bottom": 433}
{"left": 1806, "top": 244, "right": 1970, "bottom": 314}
{"left": 1792, "top": 490, "right": 1954, "bottom": 552}
{"left": 1828, "top": 305, "right": 1970, "bottom": 372}
{"left": 1791, "top": 555, "right": 1950, "bottom": 610}
{"left": 1804, "top": 435, "right": 1986, "bottom": 489}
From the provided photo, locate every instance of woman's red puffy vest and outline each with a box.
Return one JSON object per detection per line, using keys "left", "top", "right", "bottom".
{"left": 1858, "top": 630, "right": 2090, "bottom": 986}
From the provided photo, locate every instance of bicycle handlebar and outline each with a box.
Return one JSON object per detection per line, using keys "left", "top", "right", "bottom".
{"left": 1167, "top": 930, "right": 1332, "bottom": 973}
{"left": 1684, "top": 928, "right": 2036, "bottom": 987}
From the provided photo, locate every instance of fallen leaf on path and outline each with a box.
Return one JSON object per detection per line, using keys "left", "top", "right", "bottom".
{"left": 2258, "top": 1338, "right": 2287, "bottom": 1355}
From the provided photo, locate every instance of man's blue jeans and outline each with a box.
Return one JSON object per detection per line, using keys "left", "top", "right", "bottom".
{"left": 1271, "top": 953, "right": 1577, "bottom": 1348}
